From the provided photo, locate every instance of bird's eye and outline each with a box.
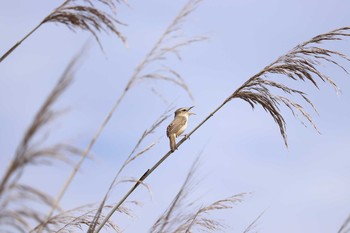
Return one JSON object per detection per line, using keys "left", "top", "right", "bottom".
{"left": 182, "top": 109, "right": 186, "bottom": 111}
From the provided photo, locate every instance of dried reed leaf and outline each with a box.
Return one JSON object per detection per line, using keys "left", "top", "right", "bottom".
{"left": 125, "top": 141, "right": 158, "bottom": 166}
{"left": 116, "top": 178, "right": 152, "bottom": 199}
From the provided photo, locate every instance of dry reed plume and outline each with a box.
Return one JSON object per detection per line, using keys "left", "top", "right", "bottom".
{"left": 0, "top": 48, "right": 85, "bottom": 233}
{"left": 231, "top": 27, "right": 350, "bottom": 146}
{"left": 0, "top": 0, "right": 125, "bottom": 63}
{"left": 30, "top": 203, "right": 135, "bottom": 233}
{"left": 150, "top": 158, "right": 248, "bottom": 233}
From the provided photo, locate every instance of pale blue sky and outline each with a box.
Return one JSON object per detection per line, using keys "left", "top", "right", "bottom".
{"left": 1, "top": 0, "right": 350, "bottom": 232}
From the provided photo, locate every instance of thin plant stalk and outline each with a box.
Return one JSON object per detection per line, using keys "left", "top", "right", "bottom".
{"left": 243, "top": 210, "right": 266, "bottom": 233}
{"left": 338, "top": 213, "right": 350, "bottom": 233}
{"left": 0, "top": 23, "right": 43, "bottom": 63}
{"left": 94, "top": 26, "right": 350, "bottom": 232}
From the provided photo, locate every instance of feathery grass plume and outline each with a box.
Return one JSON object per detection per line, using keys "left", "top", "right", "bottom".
{"left": 30, "top": 203, "right": 134, "bottom": 233}
{"left": 135, "top": 0, "right": 207, "bottom": 100}
{"left": 338, "top": 213, "right": 350, "bottom": 233}
{"left": 87, "top": 108, "right": 172, "bottom": 233}
{"left": 50, "top": 0, "right": 206, "bottom": 230}
{"left": 150, "top": 157, "right": 199, "bottom": 233}
{"left": 230, "top": 27, "right": 350, "bottom": 147}
{"left": 150, "top": 158, "right": 247, "bottom": 233}
{"left": 0, "top": 0, "right": 125, "bottom": 63}
{"left": 93, "top": 26, "right": 350, "bottom": 231}
{"left": 43, "top": 0, "right": 127, "bottom": 50}
{"left": 0, "top": 47, "right": 86, "bottom": 233}
{"left": 181, "top": 194, "right": 247, "bottom": 232}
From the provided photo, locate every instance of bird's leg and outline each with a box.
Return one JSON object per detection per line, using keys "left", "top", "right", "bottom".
{"left": 171, "top": 145, "right": 178, "bottom": 153}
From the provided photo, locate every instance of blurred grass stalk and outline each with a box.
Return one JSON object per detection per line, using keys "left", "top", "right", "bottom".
{"left": 0, "top": 44, "right": 86, "bottom": 233}
{"left": 41, "top": 0, "right": 206, "bottom": 232}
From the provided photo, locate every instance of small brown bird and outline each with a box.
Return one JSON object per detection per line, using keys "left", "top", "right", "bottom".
{"left": 166, "top": 106, "right": 195, "bottom": 152}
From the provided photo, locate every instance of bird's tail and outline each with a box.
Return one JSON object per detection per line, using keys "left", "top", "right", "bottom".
{"left": 169, "top": 134, "right": 176, "bottom": 152}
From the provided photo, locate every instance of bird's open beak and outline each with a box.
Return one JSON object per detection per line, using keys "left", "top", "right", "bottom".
{"left": 187, "top": 106, "right": 195, "bottom": 115}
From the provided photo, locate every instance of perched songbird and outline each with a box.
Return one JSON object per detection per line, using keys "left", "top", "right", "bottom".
{"left": 166, "top": 106, "right": 195, "bottom": 152}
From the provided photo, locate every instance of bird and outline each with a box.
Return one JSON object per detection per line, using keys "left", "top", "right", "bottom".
{"left": 166, "top": 106, "right": 195, "bottom": 152}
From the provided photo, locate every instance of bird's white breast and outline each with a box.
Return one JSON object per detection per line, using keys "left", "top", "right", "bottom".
{"left": 175, "top": 115, "right": 188, "bottom": 137}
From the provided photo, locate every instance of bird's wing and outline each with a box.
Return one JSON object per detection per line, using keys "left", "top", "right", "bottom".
{"left": 167, "top": 116, "right": 187, "bottom": 137}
